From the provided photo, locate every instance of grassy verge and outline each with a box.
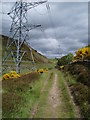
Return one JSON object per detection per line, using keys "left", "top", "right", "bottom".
{"left": 64, "top": 72, "right": 77, "bottom": 87}
{"left": 57, "top": 71, "right": 75, "bottom": 118}
{"left": 2, "top": 72, "right": 48, "bottom": 118}
{"left": 63, "top": 71, "right": 88, "bottom": 118}
{"left": 34, "top": 71, "right": 54, "bottom": 118}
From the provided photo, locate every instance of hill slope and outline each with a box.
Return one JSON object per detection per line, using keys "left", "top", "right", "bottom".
{"left": 1, "top": 35, "right": 48, "bottom": 63}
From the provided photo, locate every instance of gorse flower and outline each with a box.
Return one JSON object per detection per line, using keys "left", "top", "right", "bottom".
{"left": 2, "top": 71, "right": 20, "bottom": 80}
{"left": 37, "top": 69, "right": 44, "bottom": 73}
{"left": 36, "top": 68, "right": 48, "bottom": 74}
{"left": 60, "top": 66, "right": 64, "bottom": 69}
{"left": 74, "top": 47, "right": 90, "bottom": 61}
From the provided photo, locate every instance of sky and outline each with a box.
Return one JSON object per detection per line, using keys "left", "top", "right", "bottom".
{"left": 0, "top": 0, "right": 88, "bottom": 58}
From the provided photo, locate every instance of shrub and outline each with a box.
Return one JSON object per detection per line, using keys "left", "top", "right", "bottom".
{"left": 45, "top": 68, "right": 48, "bottom": 73}
{"left": 45, "top": 68, "right": 48, "bottom": 71}
{"left": 74, "top": 46, "right": 90, "bottom": 61}
{"left": 77, "top": 72, "right": 89, "bottom": 86}
{"left": 71, "top": 83, "right": 88, "bottom": 118}
{"left": 37, "top": 69, "right": 44, "bottom": 74}
{"left": 2, "top": 74, "right": 10, "bottom": 80}
{"left": 2, "top": 71, "right": 20, "bottom": 80}
{"left": 57, "top": 53, "right": 74, "bottom": 66}
{"left": 60, "top": 66, "right": 64, "bottom": 69}
{"left": 39, "top": 69, "right": 44, "bottom": 73}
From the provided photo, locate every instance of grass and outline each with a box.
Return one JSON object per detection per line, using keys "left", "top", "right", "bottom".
{"left": 65, "top": 74, "right": 88, "bottom": 118}
{"left": 18, "top": 72, "right": 48, "bottom": 118}
{"left": 34, "top": 71, "right": 54, "bottom": 118}
{"left": 57, "top": 71, "right": 75, "bottom": 118}
{"left": 2, "top": 72, "right": 48, "bottom": 118}
{"left": 64, "top": 72, "right": 76, "bottom": 87}
{"left": 2, "top": 62, "right": 54, "bottom": 75}
{"left": 63, "top": 65, "right": 89, "bottom": 118}
{"left": 36, "top": 62, "right": 54, "bottom": 70}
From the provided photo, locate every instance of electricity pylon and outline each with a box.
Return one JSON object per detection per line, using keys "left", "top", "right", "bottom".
{"left": 2, "top": 0, "right": 47, "bottom": 73}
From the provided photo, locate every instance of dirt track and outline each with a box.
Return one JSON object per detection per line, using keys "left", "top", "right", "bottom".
{"left": 43, "top": 74, "right": 61, "bottom": 118}
{"left": 31, "top": 73, "right": 81, "bottom": 118}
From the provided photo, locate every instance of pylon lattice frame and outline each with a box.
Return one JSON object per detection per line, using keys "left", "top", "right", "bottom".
{"left": 2, "top": 0, "right": 47, "bottom": 73}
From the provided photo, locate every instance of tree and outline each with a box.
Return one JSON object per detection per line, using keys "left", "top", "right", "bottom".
{"left": 57, "top": 53, "right": 74, "bottom": 66}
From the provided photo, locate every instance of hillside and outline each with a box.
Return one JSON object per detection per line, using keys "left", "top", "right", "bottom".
{"left": 1, "top": 35, "right": 48, "bottom": 63}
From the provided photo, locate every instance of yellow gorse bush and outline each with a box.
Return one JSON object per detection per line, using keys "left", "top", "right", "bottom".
{"left": 2, "top": 71, "right": 20, "bottom": 80}
{"left": 37, "top": 69, "right": 44, "bottom": 74}
{"left": 36, "top": 68, "right": 49, "bottom": 74}
{"left": 74, "top": 47, "right": 90, "bottom": 61}
{"left": 72, "top": 60, "right": 76, "bottom": 63}
{"left": 44, "top": 68, "right": 48, "bottom": 73}
{"left": 2, "top": 74, "right": 10, "bottom": 80}
{"left": 45, "top": 68, "right": 48, "bottom": 71}
{"left": 60, "top": 66, "right": 64, "bottom": 69}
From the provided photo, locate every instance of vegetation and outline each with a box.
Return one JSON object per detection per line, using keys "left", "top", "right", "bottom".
{"left": 1, "top": 34, "right": 51, "bottom": 74}
{"left": 64, "top": 61, "right": 89, "bottom": 86}
{"left": 37, "top": 68, "right": 48, "bottom": 74}
{"left": 74, "top": 46, "right": 90, "bottom": 61}
{"left": 2, "top": 72, "right": 48, "bottom": 118}
{"left": 64, "top": 71, "right": 88, "bottom": 118}
{"left": 57, "top": 71, "right": 75, "bottom": 118}
{"left": 57, "top": 45, "right": 89, "bottom": 118}
{"left": 1, "top": 34, "right": 48, "bottom": 65}
{"left": 61, "top": 59, "right": 89, "bottom": 118}
{"left": 57, "top": 53, "right": 74, "bottom": 66}
{"left": 2, "top": 71, "right": 20, "bottom": 80}
{"left": 60, "top": 65, "right": 64, "bottom": 69}
{"left": 34, "top": 72, "right": 54, "bottom": 118}
{"left": 37, "top": 69, "right": 44, "bottom": 74}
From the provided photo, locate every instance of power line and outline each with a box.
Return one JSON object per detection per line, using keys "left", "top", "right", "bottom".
{"left": 46, "top": 2, "right": 57, "bottom": 40}
{"left": 46, "top": 2, "right": 63, "bottom": 58}
{"left": 2, "top": 0, "right": 47, "bottom": 73}
{"left": 33, "top": 6, "right": 48, "bottom": 16}
{"left": 0, "top": 12, "right": 7, "bottom": 14}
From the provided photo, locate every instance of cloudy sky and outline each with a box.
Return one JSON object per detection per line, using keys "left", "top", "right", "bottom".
{"left": 0, "top": 1, "right": 88, "bottom": 58}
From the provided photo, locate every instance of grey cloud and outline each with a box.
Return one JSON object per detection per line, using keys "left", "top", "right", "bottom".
{"left": 1, "top": 2, "right": 88, "bottom": 58}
